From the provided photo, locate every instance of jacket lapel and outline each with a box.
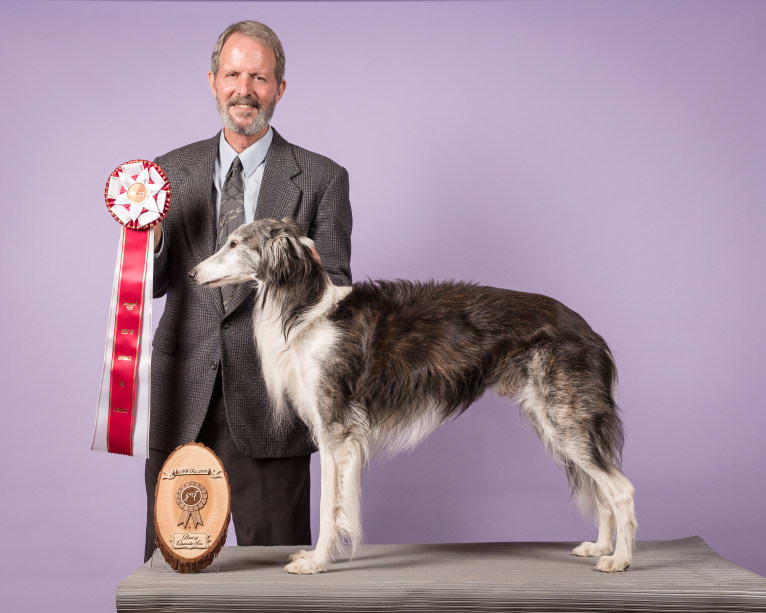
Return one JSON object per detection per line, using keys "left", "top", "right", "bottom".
{"left": 179, "top": 132, "right": 224, "bottom": 316}
{"left": 255, "top": 129, "right": 302, "bottom": 221}
{"left": 224, "top": 128, "right": 302, "bottom": 317}
{"left": 182, "top": 132, "right": 220, "bottom": 266}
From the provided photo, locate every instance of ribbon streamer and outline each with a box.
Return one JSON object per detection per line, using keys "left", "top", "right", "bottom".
{"left": 92, "top": 160, "right": 171, "bottom": 458}
{"left": 178, "top": 509, "right": 205, "bottom": 530}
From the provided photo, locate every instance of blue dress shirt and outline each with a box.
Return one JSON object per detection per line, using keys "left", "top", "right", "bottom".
{"left": 214, "top": 127, "right": 273, "bottom": 224}
{"left": 155, "top": 127, "right": 274, "bottom": 257}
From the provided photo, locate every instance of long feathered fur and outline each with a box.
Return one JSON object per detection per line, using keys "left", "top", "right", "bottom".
{"left": 191, "top": 217, "right": 637, "bottom": 575}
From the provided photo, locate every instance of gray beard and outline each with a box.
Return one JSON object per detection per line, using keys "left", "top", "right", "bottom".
{"left": 217, "top": 94, "right": 277, "bottom": 136}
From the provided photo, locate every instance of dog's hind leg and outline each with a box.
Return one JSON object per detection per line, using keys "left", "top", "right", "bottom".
{"left": 512, "top": 351, "right": 636, "bottom": 572}
{"left": 551, "top": 419, "right": 635, "bottom": 571}
{"left": 544, "top": 418, "right": 635, "bottom": 571}
{"left": 526, "top": 402, "right": 635, "bottom": 571}
{"left": 574, "top": 464, "right": 635, "bottom": 572}
{"left": 568, "top": 465, "right": 615, "bottom": 557}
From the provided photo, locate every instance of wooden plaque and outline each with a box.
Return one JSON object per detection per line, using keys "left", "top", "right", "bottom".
{"left": 154, "top": 443, "right": 230, "bottom": 573}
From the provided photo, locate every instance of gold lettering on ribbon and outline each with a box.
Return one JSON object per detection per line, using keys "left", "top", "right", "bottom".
{"left": 176, "top": 482, "right": 208, "bottom": 529}
{"left": 113, "top": 407, "right": 129, "bottom": 413}
{"left": 117, "top": 355, "right": 132, "bottom": 362}
{"left": 123, "top": 302, "right": 137, "bottom": 311}
{"left": 120, "top": 329, "right": 135, "bottom": 335}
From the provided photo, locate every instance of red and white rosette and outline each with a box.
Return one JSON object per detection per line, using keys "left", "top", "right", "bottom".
{"left": 92, "top": 160, "right": 171, "bottom": 458}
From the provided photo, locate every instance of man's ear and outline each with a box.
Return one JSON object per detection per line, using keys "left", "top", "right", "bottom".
{"left": 208, "top": 71, "right": 216, "bottom": 98}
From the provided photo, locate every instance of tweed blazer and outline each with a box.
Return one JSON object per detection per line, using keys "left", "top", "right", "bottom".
{"left": 150, "top": 129, "right": 352, "bottom": 457}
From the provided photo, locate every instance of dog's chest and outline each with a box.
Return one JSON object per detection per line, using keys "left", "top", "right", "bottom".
{"left": 253, "top": 304, "right": 338, "bottom": 425}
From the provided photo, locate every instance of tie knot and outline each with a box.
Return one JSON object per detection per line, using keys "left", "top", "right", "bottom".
{"left": 227, "top": 156, "right": 243, "bottom": 177}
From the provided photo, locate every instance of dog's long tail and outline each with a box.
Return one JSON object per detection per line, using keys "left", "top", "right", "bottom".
{"left": 565, "top": 461, "right": 602, "bottom": 518}
{"left": 591, "top": 346, "right": 624, "bottom": 468}
{"left": 567, "top": 344, "right": 624, "bottom": 516}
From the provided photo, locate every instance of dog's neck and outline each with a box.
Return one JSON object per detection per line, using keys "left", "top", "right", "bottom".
{"left": 254, "top": 267, "right": 349, "bottom": 344}
{"left": 251, "top": 267, "right": 352, "bottom": 428}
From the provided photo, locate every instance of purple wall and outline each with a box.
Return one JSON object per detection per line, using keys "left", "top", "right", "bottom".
{"left": 1, "top": 1, "right": 764, "bottom": 610}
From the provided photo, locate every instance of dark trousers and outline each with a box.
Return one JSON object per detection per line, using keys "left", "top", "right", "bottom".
{"left": 144, "top": 372, "right": 311, "bottom": 562}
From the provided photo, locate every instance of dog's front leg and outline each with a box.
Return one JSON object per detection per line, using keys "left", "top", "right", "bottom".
{"left": 285, "top": 444, "right": 338, "bottom": 574}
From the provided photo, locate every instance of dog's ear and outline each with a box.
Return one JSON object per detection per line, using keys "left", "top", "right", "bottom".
{"left": 280, "top": 217, "right": 309, "bottom": 237}
{"left": 259, "top": 232, "right": 311, "bottom": 284}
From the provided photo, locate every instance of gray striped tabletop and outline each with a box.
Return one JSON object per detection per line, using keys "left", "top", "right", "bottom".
{"left": 117, "top": 537, "right": 766, "bottom": 612}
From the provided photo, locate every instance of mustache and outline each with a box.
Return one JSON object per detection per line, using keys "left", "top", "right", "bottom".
{"left": 227, "top": 96, "right": 261, "bottom": 109}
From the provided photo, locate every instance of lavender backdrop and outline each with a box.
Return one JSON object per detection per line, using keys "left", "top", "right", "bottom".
{"left": 1, "top": 0, "right": 764, "bottom": 610}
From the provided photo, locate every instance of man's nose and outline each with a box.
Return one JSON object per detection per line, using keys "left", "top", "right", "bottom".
{"left": 236, "top": 75, "right": 252, "bottom": 95}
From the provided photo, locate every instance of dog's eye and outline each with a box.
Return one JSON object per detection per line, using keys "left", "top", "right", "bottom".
{"left": 229, "top": 240, "right": 238, "bottom": 249}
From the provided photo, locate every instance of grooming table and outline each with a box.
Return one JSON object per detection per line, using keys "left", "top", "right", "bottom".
{"left": 117, "top": 537, "right": 766, "bottom": 612}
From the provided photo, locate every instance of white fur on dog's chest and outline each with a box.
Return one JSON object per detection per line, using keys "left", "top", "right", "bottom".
{"left": 253, "top": 285, "right": 351, "bottom": 432}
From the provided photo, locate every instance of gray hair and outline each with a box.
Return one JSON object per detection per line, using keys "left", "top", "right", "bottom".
{"left": 211, "top": 21, "right": 286, "bottom": 84}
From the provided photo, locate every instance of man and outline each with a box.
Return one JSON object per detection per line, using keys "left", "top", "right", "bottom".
{"left": 144, "top": 20, "right": 352, "bottom": 562}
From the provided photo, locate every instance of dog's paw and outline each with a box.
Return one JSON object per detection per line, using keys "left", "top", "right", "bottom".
{"left": 284, "top": 557, "right": 325, "bottom": 575}
{"left": 288, "top": 549, "right": 315, "bottom": 562}
{"left": 594, "top": 554, "right": 631, "bottom": 573}
{"left": 571, "top": 541, "right": 613, "bottom": 557}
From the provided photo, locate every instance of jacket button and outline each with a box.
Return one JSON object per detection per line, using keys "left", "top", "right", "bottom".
{"left": 222, "top": 322, "right": 230, "bottom": 329}
{"left": 209, "top": 360, "right": 217, "bottom": 370}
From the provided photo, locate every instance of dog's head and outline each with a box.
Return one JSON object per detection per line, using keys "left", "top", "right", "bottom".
{"left": 190, "top": 217, "right": 321, "bottom": 288}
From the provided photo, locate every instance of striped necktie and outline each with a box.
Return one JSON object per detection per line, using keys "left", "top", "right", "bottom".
{"left": 216, "top": 156, "right": 245, "bottom": 307}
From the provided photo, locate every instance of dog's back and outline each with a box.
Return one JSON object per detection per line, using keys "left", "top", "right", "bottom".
{"left": 325, "top": 280, "right": 612, "bottom": 429}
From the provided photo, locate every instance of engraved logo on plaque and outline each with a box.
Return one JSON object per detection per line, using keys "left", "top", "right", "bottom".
{"left": 176, "top": 481, "right": 208, "bottom": 529}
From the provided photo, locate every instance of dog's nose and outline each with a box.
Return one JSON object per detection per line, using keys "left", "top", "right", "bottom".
{"left": 188, "top": 268, "right": 197, "bottom": 280}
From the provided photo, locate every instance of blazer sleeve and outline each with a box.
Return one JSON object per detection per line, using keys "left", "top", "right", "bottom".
{"left": 311, "top": 165, "right": 353, "bottom": 286}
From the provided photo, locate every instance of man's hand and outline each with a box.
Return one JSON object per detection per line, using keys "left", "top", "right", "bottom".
{"left": 154, "top": 223, "right": 163, "bottom": 252}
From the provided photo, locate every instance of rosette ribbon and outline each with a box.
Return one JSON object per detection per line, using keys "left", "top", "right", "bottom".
{"left": 92, "top": 160, "right": 171, "bottom": 458}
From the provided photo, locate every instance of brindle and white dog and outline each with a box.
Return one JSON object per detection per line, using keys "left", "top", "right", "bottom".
{"left": 190, "top": 218, "right": 637, "bottom": 574}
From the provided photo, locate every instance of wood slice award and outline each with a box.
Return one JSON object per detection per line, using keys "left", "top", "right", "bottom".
{"left": 154, "top": 443, "right": 230, "bottom": 572}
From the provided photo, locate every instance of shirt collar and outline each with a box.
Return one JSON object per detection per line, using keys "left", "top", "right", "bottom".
{"left": 218, "top": 126, "right": 274, "bottom": 178}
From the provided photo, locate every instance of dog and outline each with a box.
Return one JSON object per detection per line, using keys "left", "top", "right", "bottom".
{"left": 190, "top": 217, "right": 637, "bottom": 574}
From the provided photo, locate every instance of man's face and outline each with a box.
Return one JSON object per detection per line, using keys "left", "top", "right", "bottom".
{"left": 209, "top": 33, "right": 286, "bottom": 137}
